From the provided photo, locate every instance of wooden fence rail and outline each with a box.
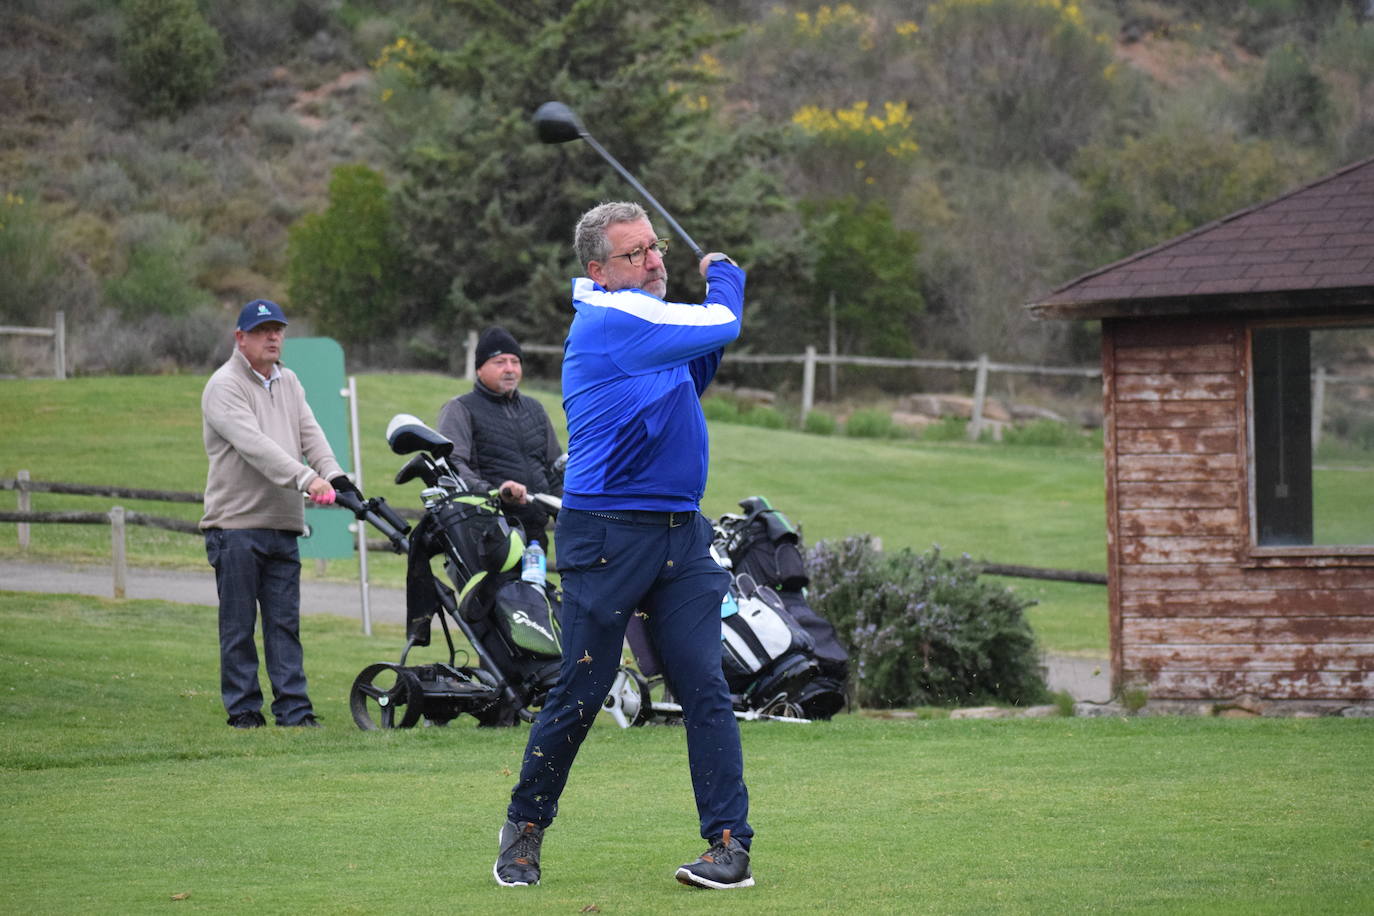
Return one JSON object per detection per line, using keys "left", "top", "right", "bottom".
{"left": 462, "top": 330, "right": 1102, "bottom": 440}
{"left": 0, "top": 311, "right": 66, "bottom": 379}
{"left": 0, "top": 477, "right": 205, "bottom": 503}
{"left": 4, "top": 475, "right": 1104, "bottom": 587}
{"left": 0, "top": 509, "right": 200, "bottom": 534}
{"left": 977, "top": 562, "right": 1107, "bottom": 586}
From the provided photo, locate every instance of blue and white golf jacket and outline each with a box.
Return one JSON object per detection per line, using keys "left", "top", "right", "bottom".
{"left": 560, "top": 261, "right": 745, "bottom": 512}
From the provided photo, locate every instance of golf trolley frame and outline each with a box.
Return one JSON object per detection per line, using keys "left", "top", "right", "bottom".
{"left": 336, "top": 415, "right": 561, "bottom": 730}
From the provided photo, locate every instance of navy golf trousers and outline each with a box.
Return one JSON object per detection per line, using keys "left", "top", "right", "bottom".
{"left": 507, "top": 507, "right": 752, "bottom": 847}
{"left": 205, "top": 527, "right": 315, "bottom": 725}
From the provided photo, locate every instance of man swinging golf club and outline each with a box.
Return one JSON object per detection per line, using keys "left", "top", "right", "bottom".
{"left": 494, "top": 201, "right": 754, "bottom": 890}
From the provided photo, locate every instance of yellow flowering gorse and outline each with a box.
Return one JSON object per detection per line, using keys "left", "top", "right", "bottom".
{"left": 372, "top": 37, "right": 417, "bottom": 76}
{"left": 792, "top": 4, "right": 876, "bottom": 49}
{"left": 792, "top": 101, "right": 920, "bottom": 158}
{"left": 928, "top": 0, "right": 1084, "bottom": 28}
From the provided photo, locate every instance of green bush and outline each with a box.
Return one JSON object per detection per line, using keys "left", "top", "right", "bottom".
{"left": 806, "top": 536, "right": 1046, "bottom": 709}
{"left": 803, "top": 410, "right": 837, "bottom": 436}
{"left": 103, "top": 215, "right": 209, "bottom": 317}
{"left": 921, "top": 417, "right": 968, "bottom": 442}
{"left": 0, "top": 190, "right": 60, "bottom": 324}
{"left": 913, "top": 0, "right": 1115, "bottom": 167}
{"left": 845, "top": 408, "right": 898, "bottom": 439}
{"left": 1244, "top": 42, "right": 1333, "bottom": 144}
{"left": 287, "top": 164, "right": 405, "bottom": 346}
{"left": 738, "top": 405, "right": 788, "bottom": 429}
{"left": 1003, "top": 419, "right": 1080, "bottom": 447}
{"left": 119, "top": 0, "right": 225, "bottom": 116}
{"left": 72, "top": 161, "right": 139, "bottom": 216}
{"left": 701, "top": 396, "right": 741, "bottom": 423}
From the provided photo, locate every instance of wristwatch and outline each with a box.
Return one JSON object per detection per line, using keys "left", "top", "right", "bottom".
{"left": 705, "top": 253, "right": 737, "bottom": 266}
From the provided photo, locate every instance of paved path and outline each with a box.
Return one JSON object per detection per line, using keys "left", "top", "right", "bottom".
{"left": 0, "top": 557, "right": 407, "bottom": 626}
{"left": 0, "top": 558, "right": 1112, "bottom": 701}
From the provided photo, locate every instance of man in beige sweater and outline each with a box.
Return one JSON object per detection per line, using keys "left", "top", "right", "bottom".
{"left": 200, "top": 299, "right": 347, "bottom": 728}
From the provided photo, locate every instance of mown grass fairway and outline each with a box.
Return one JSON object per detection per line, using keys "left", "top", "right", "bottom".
{"left": 2, "top": 593, "right": 1371, "bottom": 914}
{"left": 1, "top": 374, "right": 1108, "bottom": 654}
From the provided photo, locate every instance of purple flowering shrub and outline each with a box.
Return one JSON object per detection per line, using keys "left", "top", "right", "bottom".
{"left": 806, "top": 537, "right": 1046, "bottom": 708}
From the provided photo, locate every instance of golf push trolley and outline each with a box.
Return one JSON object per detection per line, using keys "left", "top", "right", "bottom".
{"left": 336, "top": 413, "right": 634, "bottom": 730}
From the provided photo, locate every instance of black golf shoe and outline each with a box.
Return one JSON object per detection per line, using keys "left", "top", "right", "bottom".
{"left": 226, "top": 711, "right": 266, "bottom": 728}
{"left": 494, "top": 819, "right": 544, "bottom": 887}
{"left": 675, "top": 829, "right": 754, "bottom": 889}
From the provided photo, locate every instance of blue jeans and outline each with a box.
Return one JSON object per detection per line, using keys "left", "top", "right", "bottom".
{"left": 507, "top": 508, "right": 752, "bottom": 847}
{"left": 204, "top": 528, "right": 314, "bottom": 725}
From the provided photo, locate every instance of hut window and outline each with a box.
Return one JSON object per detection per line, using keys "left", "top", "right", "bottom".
{"left": 1251, "top": 324, "right": 1374, "bottom": 547}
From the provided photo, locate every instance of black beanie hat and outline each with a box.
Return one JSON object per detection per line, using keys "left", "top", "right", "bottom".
{"left": 476, "top": 326, "right": 522, "bottom": 367}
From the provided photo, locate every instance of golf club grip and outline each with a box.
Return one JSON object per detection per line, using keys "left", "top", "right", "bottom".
{"left": 581, "top": 134, "right": 705, "bottom": 261}
{"left": 366, "top": 512, "right": 408, "bottom": 552}
{"left": 373, "top": 499, "right": 411, "bottom": 534}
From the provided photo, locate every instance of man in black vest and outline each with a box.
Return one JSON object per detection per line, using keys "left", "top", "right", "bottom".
{"left": 437, "top": 326, "right": 564, "bottom": 552}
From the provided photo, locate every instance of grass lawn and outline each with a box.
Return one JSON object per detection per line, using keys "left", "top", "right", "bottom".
{"left": 1, "top": 374, "right": 1109, "bottom": 655}
{"left": 2, "top": 592, "right": 1371, "bottom": 914}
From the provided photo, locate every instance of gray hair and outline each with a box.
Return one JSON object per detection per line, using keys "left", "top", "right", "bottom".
{"left": 574, "top": 201, "right": 648, "bottom": 269}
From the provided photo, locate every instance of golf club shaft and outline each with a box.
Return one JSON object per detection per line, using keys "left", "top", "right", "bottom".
{"left": 580, "top": 133, "right": 706, "bottom": 262}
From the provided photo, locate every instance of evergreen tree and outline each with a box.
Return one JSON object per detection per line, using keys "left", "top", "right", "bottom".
{"left": 119, "top": 0, "right": 225, "bottom": 116}
{"left": 287, "top": 165, "right": 405, "bottom": 346}
{"left": 802, "top": 197, "right": 922, "bottom": 358}
{"left": 373, "top": 0, "right": 800, "bottom": 349}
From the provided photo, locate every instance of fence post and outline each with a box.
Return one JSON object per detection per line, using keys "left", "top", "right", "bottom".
{"left": 967, "top": 353, "right": 989, "bottom": 441}
{"left": 109, "top": 506, "right": 127, "bottom": 598}
{"left": 464, "top": 329, "right": 478, "bottom": 382}
{"left": 827, "top": 292, "right": 838, "bottom": 400}
{"left": 54, "top": 310, "right": 66, "bottom": 380}
{"left": 801, "top": 345, "right": 816, "bottom": 426}
{"left": 17, "top": 469, "right": 30, "bottom": 549}
{"left": 1311, "top": 365, "right": 1326, "bottom": 451}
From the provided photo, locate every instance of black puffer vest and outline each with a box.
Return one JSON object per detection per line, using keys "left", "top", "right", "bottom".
{"left": 460, "top": 386, "right": 558, "bottom": 530}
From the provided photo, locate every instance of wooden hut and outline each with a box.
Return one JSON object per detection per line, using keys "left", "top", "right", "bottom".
{"left": 1027, "top": 155, "right": 1374, "bottom": 712}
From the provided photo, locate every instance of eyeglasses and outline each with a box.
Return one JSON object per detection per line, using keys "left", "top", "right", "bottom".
{"left": 608, "top": 238, "right": 669, "bottom": 267}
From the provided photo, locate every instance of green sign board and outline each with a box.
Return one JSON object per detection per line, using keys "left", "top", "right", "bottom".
{"left": 283, "top": 337, "right": 354, "bottom": 559}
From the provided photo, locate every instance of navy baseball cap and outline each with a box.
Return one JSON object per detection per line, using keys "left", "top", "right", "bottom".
{"left": 236, "top": 299, "right": 289, "bottom": 331}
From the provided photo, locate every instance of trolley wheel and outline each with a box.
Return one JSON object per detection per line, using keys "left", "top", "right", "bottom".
{"left": 350, "top": 663, "right": 424, "bottom": 730}
{"left": 755, "top": 694, "right": 806, "bottom": 720}
{"left": 469, "top": 668, "right": 517, "bottom": 727}
{"left": 604, "top": 666, "right": 653, "bottom": 727}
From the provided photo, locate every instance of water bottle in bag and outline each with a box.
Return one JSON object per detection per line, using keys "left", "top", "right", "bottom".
{"left": 521, "top": 540, "right": 546, "bottom": 588}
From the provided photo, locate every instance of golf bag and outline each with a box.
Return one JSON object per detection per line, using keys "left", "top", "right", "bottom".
{"left": 713, "top": 497, "right": 849, "bottom": 720}
{"left": 608, "top": 496, "right": 850, "bottom": 725}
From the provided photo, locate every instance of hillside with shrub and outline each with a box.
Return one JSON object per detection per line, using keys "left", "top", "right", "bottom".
{"left": 2, "top": 0, "right": 1371, "bottom": 385}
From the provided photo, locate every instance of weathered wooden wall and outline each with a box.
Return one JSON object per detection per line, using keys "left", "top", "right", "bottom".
{"left": 1104, "top": 317, "right": 1374, "bottom": 701}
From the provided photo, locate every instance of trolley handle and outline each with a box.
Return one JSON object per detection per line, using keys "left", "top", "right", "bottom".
{"left": 335, "top": 490, "right": 410, "bottom": 554}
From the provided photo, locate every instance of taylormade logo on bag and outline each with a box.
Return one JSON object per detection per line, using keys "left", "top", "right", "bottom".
{"left": 511, "top": 609, "right": 555, "bottom": 644}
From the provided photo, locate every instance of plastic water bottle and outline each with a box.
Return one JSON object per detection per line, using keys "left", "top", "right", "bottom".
{"left": 521, "top": 540, "right": 546, "bottom": 588}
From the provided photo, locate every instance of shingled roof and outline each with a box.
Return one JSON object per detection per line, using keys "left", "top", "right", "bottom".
{"left": 1027, "top": 154, "right": 1374, "bottom": 320}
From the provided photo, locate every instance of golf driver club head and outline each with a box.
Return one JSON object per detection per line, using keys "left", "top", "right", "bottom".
{"left": 534, "top": 101, "right": 584, "bottom": 144}
{"left": 532, "top": 100, "right": 707, "bottom": 260}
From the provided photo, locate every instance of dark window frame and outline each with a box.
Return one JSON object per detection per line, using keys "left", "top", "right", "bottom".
{"left": 1246, "top": 317, "right": 1374, "bottom": 560}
